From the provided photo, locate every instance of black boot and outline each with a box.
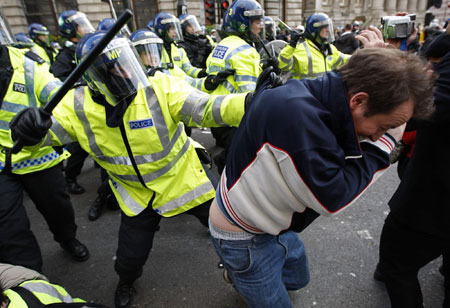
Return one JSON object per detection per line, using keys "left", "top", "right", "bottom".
{"left": 66, "top": 178, "right": 86, "bottom": 194}
{"left": 115, "top": 281, "right": 136, "bottom": 308}
{"left": 88, "top": 196, "right": 105, "bottom": 221}
{"left": 60, "top": 238, "right": 90, "bottom": 262}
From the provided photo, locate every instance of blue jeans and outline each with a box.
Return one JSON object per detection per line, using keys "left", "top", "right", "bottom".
{"left": 211, "top": 231, "right": 310, "bottom": 308}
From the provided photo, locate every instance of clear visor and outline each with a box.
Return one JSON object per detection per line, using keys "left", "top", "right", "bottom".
{"left": 263, "top": 21, "right": 276, "bottom": 39}
{"left": 70, "top": 13, "right": 95, "bottom": 38}
{"left": 182, "top": 16, "right": 202, "bottom": 35}
{"left": 314, "top": 19, "right": 334, "bottom": 42}
{"left": 162, "top": 18, "right": 184, "bottom": 42}
{"left": 86, "top": 39, "right": 150, "bottom": 106}
{"left": 133, "top": 37, "right": 163, "bottom": 68}
{"left": 0, "top": 16, "right": 14, "bottom": 45}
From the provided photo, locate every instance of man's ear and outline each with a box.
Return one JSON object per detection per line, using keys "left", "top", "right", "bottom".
{"left": 349, "top": 92, "right": 369, "bottom": 111}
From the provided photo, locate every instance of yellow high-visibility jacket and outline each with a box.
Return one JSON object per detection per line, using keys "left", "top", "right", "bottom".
{"left": 279, "top": 38, "right": 350, "bottom": 79}
{"left": 50, "top": 72, "right": 246, "bottom": 217}
{"left": 0, "top": 46, "right": 68, "bottom": 174}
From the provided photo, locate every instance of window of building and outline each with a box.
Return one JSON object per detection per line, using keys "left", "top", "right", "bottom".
{"left": 22, "top": 0, "right": 78, "bottom": 34}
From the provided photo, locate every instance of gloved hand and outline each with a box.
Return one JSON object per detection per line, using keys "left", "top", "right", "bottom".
{"left": 197, "top": 68, "right": 208, "bottom": 78}
{"left": 147, "top": 67, "right": 164, "bottom": 76}
{"left": 204, "top": 69, "right": 236, "bottom": 91}
{"left": 262, "top": 57, "right": 280, "bottom": 75}
{"left": 245, "top": 66, "right": 283, "bottom": 111}
{"left": 289, "top": 30, "right": 303, "bottom": 48}
{"left": 9, "top": 107, "right": 52, "bottom": 148}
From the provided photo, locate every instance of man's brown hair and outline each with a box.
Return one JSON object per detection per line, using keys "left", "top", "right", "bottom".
{"left": 338, "top": 48, "right": 435, "bottom": 118}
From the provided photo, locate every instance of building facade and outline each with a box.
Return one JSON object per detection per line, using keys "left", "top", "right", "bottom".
{"left": 0, "top": 0, "right": 439, "bottom": 37}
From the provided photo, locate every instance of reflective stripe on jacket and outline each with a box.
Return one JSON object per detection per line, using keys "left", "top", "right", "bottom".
{"left": 163, "top": 65, "right": 210, "bottom": 93}
{"left": 3, "top": 279, "right": 85, "bottom": 307}
{"left": 0, "top": 46, "right": 68, "bottom": 174}
{"left": 278, "top": 39, "right": 350, "bottom": 80}
{"left": 51, "top": 72, "right": 246, "bottom": 217}
{"left": 206, "top": 35, "right": 261, "bottom": 95}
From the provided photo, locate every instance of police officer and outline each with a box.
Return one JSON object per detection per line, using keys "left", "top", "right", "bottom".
{"left": 130, "top": 28, "right": 234, "bottom": 92}
{"left": 51, "top": 10, "right": 95, "bottom": 195}
{"left": 0, "top": 263, "right": 107, "bottom": 307}
{"left": 205, "top": 0, "right": 266, "bottom": 171}
{"left": 264, "top": 16, "right": 276, "bottom": 42}
{"left": 9, "top": 31, "right": 248, "bottom": 308}
{"left": 0, "top": 22, "right": 89, "bottom": 273}
{"left": 152, "top": 12, "right": 207, "bottom": 78}
{"left": 28, "top": 23, "right": 56, "bottom": 65}
{"left": 278, "top": 13, "right": 350, "bottom": 79}
{"left": 178, "top": 14, "right": 213, "bottom": 69}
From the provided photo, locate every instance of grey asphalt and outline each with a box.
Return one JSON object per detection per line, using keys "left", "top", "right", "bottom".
{"left": 25, "top": 128, "right": 445, "bottom": 308}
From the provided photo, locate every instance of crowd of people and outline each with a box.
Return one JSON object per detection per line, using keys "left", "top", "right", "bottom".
{"left": 0, "top": 1, "right": 449, "bottom": 307}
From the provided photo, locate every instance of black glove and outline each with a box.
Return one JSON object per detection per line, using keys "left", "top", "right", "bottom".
{"left": 9, "top": 107, "right": 52, "bottom": 148}
{"left": 262, "top": 57, "right": 280, "bottom": 75}
{"left": 245, "top": 67, "right": 283, "bottom": 111}
{"left": 204, "top": 69, "right": 236, "bottom": 91}
{"left": 289, "top": 30, "right": 303, "bottom": 48}
{"left": 255, "top": 66, "right": 283, "bottom": 92}
{"left": 147, "top": 67, "right": 164, "bottom": 76}
{"left": 197, "top": 68, "right": 208, "bottom": 78}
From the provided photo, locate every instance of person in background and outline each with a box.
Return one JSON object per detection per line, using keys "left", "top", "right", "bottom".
{"left": 51, "top": 10, "right": 95, "bottom": 196}
{"left": 28, "top": 23, "right": 56, "bottom": 65}
{"left": 178, "top": 14, "right": 213, "bottom": 69}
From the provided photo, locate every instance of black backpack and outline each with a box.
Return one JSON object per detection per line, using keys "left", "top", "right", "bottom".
{"left": 10, "top": 286, "right": 109, "bottom": 308}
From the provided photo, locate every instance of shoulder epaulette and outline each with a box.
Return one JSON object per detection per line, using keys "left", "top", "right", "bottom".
{"left": 24, "top": 51, "right": 45, "bottom": 64}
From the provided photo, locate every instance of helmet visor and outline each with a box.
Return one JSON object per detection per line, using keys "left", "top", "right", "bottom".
{"left": 264, "top": 20, "right": 276, "bottom": 39}
{"left": 87, "top": 38, "right": 150, "bottom": 106}
{"left": 314, "top": 18, "right": 334, "bottom": 42}
{"left": 133, "top": 37, "right": 163, "bottom": 68}
{"left": 182, "top": 15, "right": 202, "bottom": 35}
{"left": 69, "top": 12, "right": 95, "bottom": 38}
{"left": 162, "top": 17, "right": 184, "bottom": 42}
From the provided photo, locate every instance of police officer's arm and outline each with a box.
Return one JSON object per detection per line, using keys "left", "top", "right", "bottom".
{"left": 278, "top": 44, "right": 296, "bottom": 72}
{"left": 157, "top": 73, "right": 246, "bottom": 127}
{"left": 178, "top": 47, "right": 205, "bottom": 78}
{"left": 49, "top": 89, "right": 81, "bottom": 146}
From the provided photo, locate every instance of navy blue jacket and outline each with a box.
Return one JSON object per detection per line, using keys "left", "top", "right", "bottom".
{"left": 218, "top": 72, "right": 395, "bottom": 235}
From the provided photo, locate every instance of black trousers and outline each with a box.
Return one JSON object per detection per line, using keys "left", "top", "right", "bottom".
{"left": 114, "top": 200, "right": 211, "bottom": 283}
{"left": 65, "top": 142, "right": 89, "bottom": 180}
{"left": 0, "top": 165, "right": 77, "bottom": 272}
{"left": 378, "top": 213, "right": 450, "bottom": 308}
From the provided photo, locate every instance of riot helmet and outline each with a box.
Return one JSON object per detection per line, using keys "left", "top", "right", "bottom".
{"left": 58, "top": 10, "right": 95, "bottom": 39}
{"left": 264, "top": 16, "right": 276, "bottom": 41}
{"left": 97, "top": 18, "right": 115, "bottom": 31}
{"left": 75, "top": 31, "right": 150, "bottom": 107}
{"left": 179, "top": 14, "right": 202, "bottom": 38}
{"left": 154, "top": 12, "right": 183, "bottom": 43}
{"left": 305, "top": 13, "right": 335, "bottom": 44}
{"left": 222, "top": 0, "right": 264, "bottom": 43}
{"left": 28, "top": 23, "right": 50, "bottom": 47}
{"left": 130, "top": 29, "right": 163, "bottom": 69}
{"left": 14, "top": 32, "right": 34, "bottom": 49}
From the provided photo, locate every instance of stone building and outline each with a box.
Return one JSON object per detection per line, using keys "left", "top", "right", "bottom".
{"left": 0, "top": 0, "right": 439, "bottom": 37}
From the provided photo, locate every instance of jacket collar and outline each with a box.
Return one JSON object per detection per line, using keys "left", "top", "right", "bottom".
{"left": 303, "top": 71, "right": 362, "bottom": 158}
